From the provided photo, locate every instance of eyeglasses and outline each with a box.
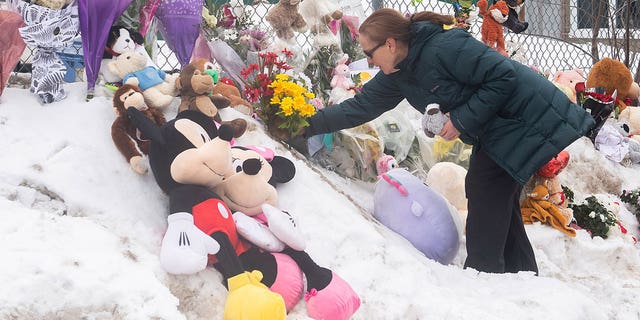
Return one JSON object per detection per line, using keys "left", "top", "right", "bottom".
{"left": 363, "top": 42, "right": 386, "bottom": 58}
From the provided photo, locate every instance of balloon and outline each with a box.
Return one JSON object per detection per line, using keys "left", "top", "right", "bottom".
{"left": 78, "top": 0, "right": 132, "bottom": 95}
{"left": 0, "top": 10, "right": 26, "bottom": 97}
{"left": 155, "top": 0, "right": 203, "bottom": 67}
{"left": 373, "top": 168, "right": 462, "bottom": 265}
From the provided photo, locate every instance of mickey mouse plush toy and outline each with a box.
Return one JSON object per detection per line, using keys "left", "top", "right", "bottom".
{"left": 126, "top": 108, "right": 286, "bottom": 319}
{"left": 214, "top": 145, "right": 361, "bottom": 320}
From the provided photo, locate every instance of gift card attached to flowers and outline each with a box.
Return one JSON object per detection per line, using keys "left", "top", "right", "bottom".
{"left": 241, "top": 49, "right": 317, "bottom": 140}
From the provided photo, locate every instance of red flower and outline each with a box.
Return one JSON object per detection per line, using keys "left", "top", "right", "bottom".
{"left": 239, "top": 49, "right": 297, "bottom": 114}
{"left": 584, "top": 92, "right": 613, "bottom": 103}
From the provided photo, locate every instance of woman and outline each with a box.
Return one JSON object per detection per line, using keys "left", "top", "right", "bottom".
{"left": 303, "top": 8, "right": 594, "bottom": 273}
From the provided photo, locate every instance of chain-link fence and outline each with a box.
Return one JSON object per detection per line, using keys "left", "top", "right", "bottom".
{"left": 7, "top": 0, "right": 640, "bottom": 86}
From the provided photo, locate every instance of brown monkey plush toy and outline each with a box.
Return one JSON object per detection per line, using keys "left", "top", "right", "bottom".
{"left": 111, "top": 84, "right": 166, "bottom": 174}
{"left": 176, "top": 62, "right": 248, "bottom": 138}
{"left": 190, "top": 58, "right": 254, "bottom": 116}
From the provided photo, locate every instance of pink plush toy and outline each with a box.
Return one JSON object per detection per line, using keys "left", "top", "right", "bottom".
{"left": 552, "top": 69, "right": 585, "bottom": 103}
{"left": 330, "top": 54, "right": 354, "bottom": 91}
{"left": 376, "top": 154, "right": 398, "bottom": 175}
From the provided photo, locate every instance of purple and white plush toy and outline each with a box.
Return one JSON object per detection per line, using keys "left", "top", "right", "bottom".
{"left": 374, "top": 168, "right": 463, "bottom": 264}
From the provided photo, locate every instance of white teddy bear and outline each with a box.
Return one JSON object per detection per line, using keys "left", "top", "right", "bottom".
{"left": 107, "top": 51, "right": 177, "bottom": 109}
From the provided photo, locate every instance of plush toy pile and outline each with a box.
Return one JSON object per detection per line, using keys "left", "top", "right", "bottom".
{"left": 107, "top": 51, "right": 177, "bottom": 110}
{"left": 100, "top": 25, "right": 153, "bottom": 85}
{"left": 126, "top": 107, "right": 360, "bottom": 320}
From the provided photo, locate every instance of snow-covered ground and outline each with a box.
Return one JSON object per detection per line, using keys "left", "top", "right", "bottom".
{"left": 0, "top": 83, "right": 639, "bottom": 319}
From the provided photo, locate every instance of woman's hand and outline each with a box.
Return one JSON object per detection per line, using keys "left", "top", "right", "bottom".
{"left": 439, "top": 119, "right": 460, "bottom": 141}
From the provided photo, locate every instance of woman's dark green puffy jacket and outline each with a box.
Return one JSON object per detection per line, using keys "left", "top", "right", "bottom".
{"left": 307, "top": 21, "right": 594, "bottom": 185}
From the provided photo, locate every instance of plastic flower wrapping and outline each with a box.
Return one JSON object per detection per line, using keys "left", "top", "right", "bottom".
{"left": 201, "top": 2, "right": 269, "bottom": 62}
{"left": 17, "top": 0, "right": 79, "bottom": 103}
{"left": 241, "top": 49, "right": 317, "bottom": 139}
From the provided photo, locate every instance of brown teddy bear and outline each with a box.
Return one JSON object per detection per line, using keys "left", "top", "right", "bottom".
{"left": 586, "top": 57, "right": 640, "bottom": 113}
{"left": 299, "top": 0, "right": 343, "bottom": 45}
{"left": 111, "top": 84, "right": 166, "bottom": 174}
{"left": 175, "top": 61, "right": 248, "bottom": 138}
{"left": 265, "top": 0, "right": 308, "bottom": 41}
{"left": 190, "top": 58, "right": 254, "bottom": 116}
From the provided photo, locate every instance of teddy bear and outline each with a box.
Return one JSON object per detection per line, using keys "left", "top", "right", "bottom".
{"left": 190, "top": 58, "right": 254, "bottom": 117}
{"left": 502, "top": 0, "right": 528, "bottom": 34}
{"left": 299, "top": 0, "right": 343, "bottom": 46}
{"left": 213, "top": 144, "right": 361, "bottom": 319}
{"left": 619, "top": 106, "right": 640, "bottom": 143}
{"left": 111, "top": 84, "right": 166, "bottom": 175}
{"left": 108, "top": 50, "right": 178, "bottom": 110}
{"left": 521, "top": 184, "right": 576, "bottom": 237}
{"left": 421, "top": 103, "right": 450, "bottom": 138}
{"left": 265, "top": 0, "right": 308, "bottom": 41}
{"left": 175, "top": 61, "right": 248, "bottom": 138}
{"left": 478, "top": 0, "right": 509, "bottom": 57}
{"left": 100, "top": 25, "right": 150, "bottom": 84}
{"left": 585, "top": 57, "right": 640, "bottom": 113}
{"left": 126, "top": 108, "right": 287, "bottom": 319}
{"left": 552, "top": 68, "right": 586, "bottom": 103}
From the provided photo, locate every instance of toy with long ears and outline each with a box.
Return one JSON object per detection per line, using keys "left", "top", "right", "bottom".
{"left": 126, "top": 108, "right": 286, "bottom": 319}
{"left": 214, "top": 145, "right": 361, "bottom": 320}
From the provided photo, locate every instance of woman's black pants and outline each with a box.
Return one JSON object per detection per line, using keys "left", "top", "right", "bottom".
{"left": 463, "top": 147, "right": 539, "bottom": 274}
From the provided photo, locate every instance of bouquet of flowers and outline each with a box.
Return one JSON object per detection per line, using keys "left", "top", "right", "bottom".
{"left": 569, "top": 196, "right": 618, "bottom": 238}
{"left": 241, "top": 50, "right": 317, "bottom": 139}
